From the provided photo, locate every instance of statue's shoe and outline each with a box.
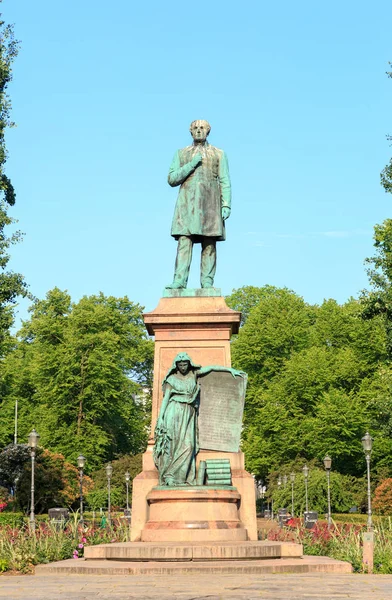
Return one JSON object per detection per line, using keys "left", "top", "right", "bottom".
{"left": 165, "top": 282, "right": 186, "bottom": 289}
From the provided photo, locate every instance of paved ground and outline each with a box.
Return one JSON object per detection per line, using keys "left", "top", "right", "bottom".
{"left": 1, "top": 573, "right": 392, "bottom": 600}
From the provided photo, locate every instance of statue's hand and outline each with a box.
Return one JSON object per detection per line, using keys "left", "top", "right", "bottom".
{"left": 191, "top": 153, "right": 202, "bottom": 168}
{"left": 222, "top": 207, "right": 231, "bottom": 221}
{"left": 229, "top": 368, "right": 247, "bottom": 379}
{"left": 155, "top": 417, "right": 164, "bottom": 432}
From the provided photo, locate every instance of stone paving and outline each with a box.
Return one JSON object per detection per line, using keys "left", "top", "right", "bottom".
{"left": 1, "top": 573, "right": 392, "bottom": 599}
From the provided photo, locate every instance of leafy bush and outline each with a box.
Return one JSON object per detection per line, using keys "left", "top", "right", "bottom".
{"left": 86, "top": 487, "right": 123, "bottom": 511}
{"left": 16, "top": 449, "right": 93, "bottom": 513}
{"left": 0, "top": 513, "right": 24, "bottom": 527}
{"left": 0, "top": 558, "right": 9, "bottom": 572}
{"left": 373, "top": 478, "right": 392, "bottom": 515}
{"left": 269, "top": 467, "right": 363, "bottom": 515}
{"left": 0, "top": 486, "right": 9, "bottom": 502}
{"left": 0, "top": 444, "right": 30, "bottom": 494}
{"left": 88, "top": 454, "right": 142, "bottom": 508}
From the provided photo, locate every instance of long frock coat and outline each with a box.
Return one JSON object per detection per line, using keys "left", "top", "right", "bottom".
{"left": 168, "top": 142, "right": 231, "bottom": 242}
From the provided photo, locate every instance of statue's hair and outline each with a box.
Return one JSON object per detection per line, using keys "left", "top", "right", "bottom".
{"left": 189, "top": 120, "right": 211, "bottom": 135}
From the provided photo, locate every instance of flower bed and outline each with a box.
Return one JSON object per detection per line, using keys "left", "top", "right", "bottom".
{"left": 264, "top": 517, "right": 392, "bottom": 573}
{"left": 0, "top": 514, "right": 130, "bottom": 574}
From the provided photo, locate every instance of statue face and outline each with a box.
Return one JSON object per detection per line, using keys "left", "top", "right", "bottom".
{"left": 177, "top": 360, "right": 191, "bottom": 375}
{"left": 190, "top": 121, "right": 209, "bottom": 143}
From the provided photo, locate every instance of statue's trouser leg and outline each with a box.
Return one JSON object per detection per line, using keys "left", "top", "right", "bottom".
{"left": 172, "top": 235, "right": 193, "bottom": 287}
{"left": 200, "top": 237, "right": 216, "bottom": 287}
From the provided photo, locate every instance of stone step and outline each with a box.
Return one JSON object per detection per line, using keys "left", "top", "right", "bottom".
{"left": 35, "top": 555, "right": 352, "bottom": 575}
{"left": 84, "top": 540, "right": 303, "bottom": 561}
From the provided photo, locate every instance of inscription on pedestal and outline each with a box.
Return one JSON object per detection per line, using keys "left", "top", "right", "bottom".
{"left": 198, "top": 371, "right": 247, "bottom": 452}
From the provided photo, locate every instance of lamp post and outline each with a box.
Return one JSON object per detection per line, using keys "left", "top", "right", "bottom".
{"left": 27, "top": 429, "right": 40, "bottom": 531}
{"left": 14, "top": 398, "right": 18, "bottom": 444}
{"left": 259, "top": 483, "right": 266, "bottom": 516}
{"left": 302, "top": 464, "right": 309, "bottom": 518}
{"left": 323, "top": 455, "right": 332, "bottom": 528}
{"left": 77, "top": 455, "right": 86, "bottom": 525}
{"left": 125, "top": 470, "right": 130, "bottom": 517}
{"left": 106, "top": 463, "right": 113, "bottom": 525}
{"left": 362, "top": 433, "right": 373, "bottom": 531}
{"left": 290, "top": 472, "right": 295, "bottom": 517}
{"left": 362, "top": 432, "right": 374, "bottom": 573}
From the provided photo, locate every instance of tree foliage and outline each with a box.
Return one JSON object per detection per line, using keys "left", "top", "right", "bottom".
{"left": 0, "top": 443, "right": 29, "bottom": 494}
{"left": 0, "top": 444, "right": 93, "bottom": 513}
{"left": 361, "top": 220, "right": 392, "bottom": 357}
{"left": 267, "top": 467, "right": 363, "bottom": 515}
{"left": 87, "top": 453, "right": 142, "bottom": 509}
{"left": 228, "top": 286, "right": 388, "bottom": 482}
{"left": 0, "top": 289, "right": 153, "bottom": 469}
{"left": 380, "top": 63, "right": 392, "bottom": 194}
{"left": 226, "top": 285, "right": 284, "bottom": 326}
{"left": 373, "top": 478, "right": 392, "bottom": 515}
{"left": 0, "top": 6, "right": 28, "bottom": 358}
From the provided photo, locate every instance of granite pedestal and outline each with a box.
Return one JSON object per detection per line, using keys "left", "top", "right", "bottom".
{"left": 130, "top": 294, "right": 257, "bottom": 542}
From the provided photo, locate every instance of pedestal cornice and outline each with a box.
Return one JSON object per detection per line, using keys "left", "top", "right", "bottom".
{"left": 143, "top": 296, "right": 240, "bottom": 336}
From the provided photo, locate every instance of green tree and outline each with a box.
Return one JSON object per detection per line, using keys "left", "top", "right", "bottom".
{"left": 230, "top": 287, "right": 315, "bottom": 427}
{"left": 0, "top": 446, "right": 93, "bottom": 513}
{"left": 226, "top": 285, "right": 284, "bottom": 326}
{"left": 269, "top": 467, "right": 362, "bottom": 515}
{"left": 361, "top": 220, "right": 392, "bottom": 357}
{"left": 0, "top": 7, "right": 28, "bottom": 358}
{"left": 373, "top": 478, "right": 392, "bottom": 515}
{"left": 87, "top": 453, "right": 142, "bottom": 509}
{"left": 303, "top": 389, "right": 369, "bottom": 476}
{"left": 380, "top": 63, "right": 392, "bottom": 194}
{"left": 0, "top": 289, "right": 153, "bottom": 469}
{"left": 230, "top": 287, "right": 388, "bottom": 480}
{"left": 0, "top": 443, "right": 29, "bottom": 497}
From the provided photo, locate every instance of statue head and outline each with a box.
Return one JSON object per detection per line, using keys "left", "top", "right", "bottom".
{"left": 190, "top": 119, "right": 211, "bottom": 143}
{"left": 163, "top": 352, "right": 201, "bottom": 387}
{"left": 176, "top": 360, "right": 190, "bottom": 375}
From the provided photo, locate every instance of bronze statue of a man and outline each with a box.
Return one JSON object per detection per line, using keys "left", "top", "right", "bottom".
{"left": 166, "top": 120, "right": 231, "bottom": 289}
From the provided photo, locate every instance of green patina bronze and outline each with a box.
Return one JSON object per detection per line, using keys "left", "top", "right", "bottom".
{"left": 166, "top": 120, "right": 231, "bottom": 290}
{"left": 153, "top": 352, "right": 245, "bottom": 487}
{"left": 162, "top": 287, "right": 222, "bottom": 298}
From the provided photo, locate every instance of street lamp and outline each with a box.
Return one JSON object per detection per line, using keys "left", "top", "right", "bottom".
{"left": 77, "top": 455, "right": 86, "bottom": 525}
{"left": 106, "top": 463, "right": 113, "bottom": 525}
{"left": 259, "top": 482, "right": 266, "bottom": 515}
{"left": 125, "top": 470, "right": 130, "bottom": 517}
{"left": 290, "top": 472, "right": 295, "bottom": 517}
{"left": 283, "top": 474, "right": 288, "bottom": 488}
{"left": 277, "top": 475, "right": 282, "bottom": 488}
{"left": 323, "top": 455, "right": 332, "bottom": 528}
{"left": 302, "top": 464, "right": 309, "bottom": 517}
{"left": 27, "top": 429, "right": 40, "bottom": 531}
{"left": 362, "top": 433, "right": 373, "bottom": 531}
{"left": 362, "top": 432, "right": 374, "bottom": 572}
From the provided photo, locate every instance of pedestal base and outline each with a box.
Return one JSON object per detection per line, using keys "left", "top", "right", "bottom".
{"left": 141, "top": 487, "right": 247, "bottom": 542}
{"left": 36, "top": 540, "right": 353, "bottom": 575}
{"left": 130, "top": 448, "right": 257, "bottom": 542}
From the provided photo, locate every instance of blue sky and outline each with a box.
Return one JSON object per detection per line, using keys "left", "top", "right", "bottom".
{"left": 2, "top": 0, "right": 392, "bottom": 323}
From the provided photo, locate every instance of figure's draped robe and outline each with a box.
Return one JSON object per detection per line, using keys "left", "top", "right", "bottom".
{"left": 154, "top": 373, "right": 200, "bottom": 486}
